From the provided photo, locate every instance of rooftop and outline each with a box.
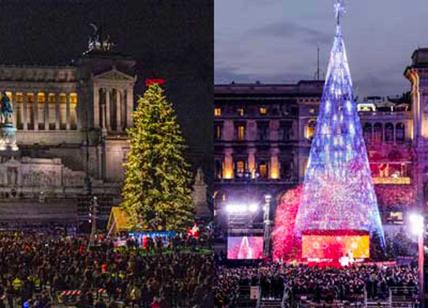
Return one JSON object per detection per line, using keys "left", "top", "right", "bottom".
{"left": 215, "top": 80, "right": 324, "bottom": 97}
{"left": 410, "top": 48, "right": 428, "bottom": 67}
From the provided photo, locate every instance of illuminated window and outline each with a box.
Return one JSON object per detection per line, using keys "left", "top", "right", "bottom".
{"left": 37, "top": 93, "right": 46, "bottom": 130}
{"left": 259, "top": 107, "right": 268, "bottom": 115}
{"left": 37, "top": 93, "right": 45, "bottom": 103}
{"left": 70, "top": 93, "right": 78, "bottom": 104}
{"left": 69, "top": 93, "right": 78, "bottom": 130}
{"left": 214, "top": 124, "right": 222, "bottom": 140}
{"left": 214, "top": 107, "right": 222, "bottom": 117}
{"left": 15, "top": 93, "right": 23, "bottom": 129}
{"left": 357, "top": 103, "right": 376, "bottom": 112}
{"left": 387, "top": 211, "right": 403, "bottom": 224}
{"left": 236, "top": 107, "right": 245, "bottom": 117}
{"left": 48, "top": 94, "right": 56, "bottom": 130}
{"left": 235, "top": 160, "right": 246, "bottom": 177}
{"left": 305, "top": 120, "right": 316, "bottom": 140}
{"left": 236, "top": 124, "right": 245, "bottom": 141}
{"left": 59, "top": 93, "right": 67, "bottom": 130}
{"left": 258, "top": 162, "right": 268, "bottom": 179}
{"left": 27, "top": 93, "right": 35, "bottom": 130}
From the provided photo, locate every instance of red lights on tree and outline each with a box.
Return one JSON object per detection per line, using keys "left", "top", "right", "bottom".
{"left": 145, "top": 78, "right": 165, "bottom": 87}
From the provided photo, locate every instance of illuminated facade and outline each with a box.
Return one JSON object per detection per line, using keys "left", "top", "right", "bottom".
{"left": 214, "top": 66, "right": 421, "bottom": 229}
{"left": 213, "top": 81, "right": 324, "bottom": 228}
{"left": 0, "top": 46, "right": 137, "bottom": 223}
{"left": 405, "top": 48, "right": 428, "bottom": 212}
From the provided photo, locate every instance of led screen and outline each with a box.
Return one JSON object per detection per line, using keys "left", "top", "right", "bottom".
{"left": 227, "top": 236, "right": 263, "bottom": 260}
{"left": 302, "top": 233, "right": 369, "bottom": 260}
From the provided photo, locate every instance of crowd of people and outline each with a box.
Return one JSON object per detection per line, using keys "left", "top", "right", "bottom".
{"left": 0, "top": 228, "right": 214, "bottom": 307}
{"left": 214, "top": 263, "right": 418, "bottom": 307}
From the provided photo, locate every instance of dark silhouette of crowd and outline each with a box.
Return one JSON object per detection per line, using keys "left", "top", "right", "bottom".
{"left": 214, "top": 263, "right": 418, "bottom": 307}
{"left": 0, "top": 229, "right": 214, "bottom": 307}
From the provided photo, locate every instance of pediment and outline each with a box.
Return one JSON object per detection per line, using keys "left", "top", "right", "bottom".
{"left": 93, "top": 68, "right": 135, "bottom": 82}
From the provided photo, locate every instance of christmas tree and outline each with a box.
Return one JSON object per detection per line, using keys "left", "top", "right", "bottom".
{"left": 121, "top": 83, "right": 194, "bottom": 231}
{"left": 294, "top": 0, "right": 385, "bottom": 246}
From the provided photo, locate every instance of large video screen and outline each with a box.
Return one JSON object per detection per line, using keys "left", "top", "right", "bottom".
{"left": 302, "top": 232, "right": 369, "bottom": 260}
{"left": 227, "top": 236, "right": 264, "bottom": 260}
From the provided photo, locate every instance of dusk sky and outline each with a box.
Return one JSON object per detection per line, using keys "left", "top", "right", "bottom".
{"left": 215, "top": 0, "right": 428, "bottom": 97}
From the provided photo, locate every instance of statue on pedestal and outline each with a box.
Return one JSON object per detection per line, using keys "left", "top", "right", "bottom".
{"left": 192, "top": 167, "right": 211, "bottom": 219}
{"left": 0, "top": 91, "right": 13, "bottom": 125}
{"left": 0, "top": 91, "right": 18, "bottom": 151}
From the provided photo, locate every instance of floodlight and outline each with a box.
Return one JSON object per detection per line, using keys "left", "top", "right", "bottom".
{"left": 248, "top": 203, "right": 258, "bottom": 213}
{"left": 408, "top": 213, "right": 424, "bottom": 237}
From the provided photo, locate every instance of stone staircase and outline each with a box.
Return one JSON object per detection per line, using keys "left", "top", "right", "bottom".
{"left": 0, "top": 200, "right": 77, "bottom": 223}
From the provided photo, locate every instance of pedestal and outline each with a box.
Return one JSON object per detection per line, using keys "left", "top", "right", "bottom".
{"left": 0, "top": 123, "right": 18, "bottom": 151}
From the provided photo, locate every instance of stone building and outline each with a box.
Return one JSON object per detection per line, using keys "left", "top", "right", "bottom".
{"left": 213, "top": 81, "right": 324, "bottom": 228}
{"left": 214, "top": 48, "right": 427, "bottom": 229}
{"left": 0, "top": 42, "right": 138, "bottom": 223}
{"left": 405, "top": 48, "right": 428, "bottom": 214}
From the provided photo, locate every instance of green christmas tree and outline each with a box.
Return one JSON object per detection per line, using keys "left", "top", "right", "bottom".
{"left": 121, "top": 83, "right": 194, "bottom": 231}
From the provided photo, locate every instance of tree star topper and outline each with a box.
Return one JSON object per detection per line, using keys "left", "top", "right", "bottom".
{"left": 334, "top": 0, "right": 345, "bottom": 25}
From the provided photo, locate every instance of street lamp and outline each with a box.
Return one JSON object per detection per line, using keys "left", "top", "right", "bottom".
{"left": 88, "top": 196, "right": 98, "bottom": 249}
{"left": 263, "top": 194, "right": 272, "bottom": 258}
{"left": 408, "top": 213, "right": 424, "bottom": 306}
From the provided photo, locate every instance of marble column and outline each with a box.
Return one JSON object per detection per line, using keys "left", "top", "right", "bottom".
{"left": 66, "top": 93, "right": 71, "bottom": 130}
{"left": 23, "top": 94, "right": 28, "bottom": 131}
{"left": 116, "top": 89, "right": 122, "bottom": 132}
{"left": 44, "top": 93, "right": 49, "bottom": 130}
{"left": 105, "top": 88, "right": 111, "bottom": 131}
{"left": 34, "top": 95, "right": 39, "bottom": 131}
{"left": 55, "top": 93, "right": 60, "bottom": 130}
{"left": 126, "top": 87, "right": 133, "bottom": 127}
{"left": 247, "top": 148, "right": 256, "bottom": 178}
{"left": 93, "top": 86, "right": 100, "bottom": 128}
{"left": 101, "top": 98, "right": 107, "bottom": 135}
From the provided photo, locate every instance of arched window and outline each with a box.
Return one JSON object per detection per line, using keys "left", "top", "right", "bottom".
{"left": 385, "top": 123, "right": 394, "bottom": 143}
{"left": 396, "top": 123, "right": 405, "bottom": 143}
{"left": 373, "top": 123, "right": 383, "bottom": 144}
{"left": 363, "top": 123, "right": 372, "bottom": 144}
{"left": 258, "top": 161, "right": 269, "bottom": 179}
{"left": 305, "top": 120, "right": 316, "bottom": 140}
{"left": 234, "top": 159, "right": 246, "bottom": 178}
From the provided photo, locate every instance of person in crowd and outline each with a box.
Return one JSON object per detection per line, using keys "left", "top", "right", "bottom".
{"left": 0, "top": 224, "right": 214, "bottom": 307}
{"left": 215, "top": 263, "right": 418, "bottom": 306}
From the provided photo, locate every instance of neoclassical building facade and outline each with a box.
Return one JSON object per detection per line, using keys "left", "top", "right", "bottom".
{"left": 0, "top": 46, "right": 137, "bottom": 223}
{"left": 214, "top": 48, "right": 428, "bottom": 229}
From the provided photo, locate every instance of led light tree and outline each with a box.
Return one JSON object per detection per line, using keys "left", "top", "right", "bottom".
{"left": 294, "top": 0, "right": 385, "bottom": 247}
{"left": 121, "top": 83, "right": 194, "bottom": 231}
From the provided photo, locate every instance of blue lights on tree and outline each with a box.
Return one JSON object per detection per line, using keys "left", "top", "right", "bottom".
{"left": 294, "top": 0, "right": 385, "bottom": 246}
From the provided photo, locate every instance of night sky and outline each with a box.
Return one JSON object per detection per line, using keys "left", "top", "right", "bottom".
{"left": 0, "top": 0, "right": 213, "bottom": 175}
{"left": 215, "top": 0, "right": 428, "bottom": 97}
